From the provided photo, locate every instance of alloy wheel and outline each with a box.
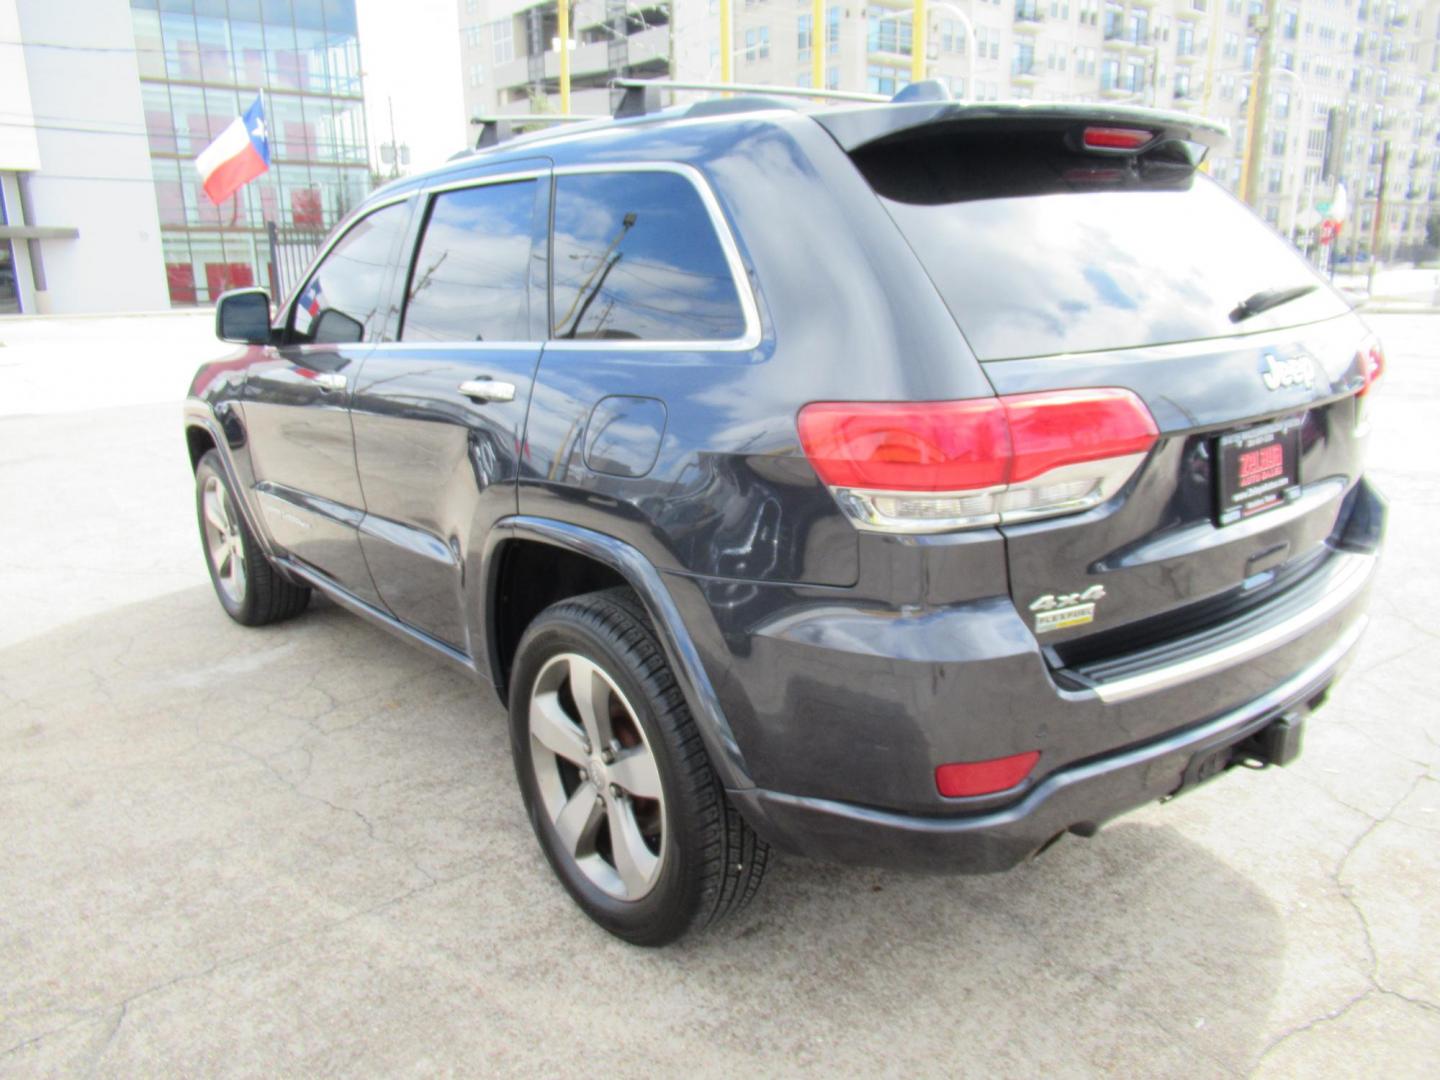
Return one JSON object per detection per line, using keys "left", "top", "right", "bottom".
{"left": 528, "top": 652, "right": 666, "bottom": 901}
{"left": 201, "top": 474, "right": 247, "bottom": 605}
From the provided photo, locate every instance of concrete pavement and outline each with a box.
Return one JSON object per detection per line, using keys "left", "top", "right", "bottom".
{"left": 0, "top": 313, "right": 1437, "bottom": 1077}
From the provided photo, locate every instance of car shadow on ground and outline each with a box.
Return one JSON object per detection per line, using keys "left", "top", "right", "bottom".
{"left": 0, "top": 586, "right": 1285, "bottom": 1074}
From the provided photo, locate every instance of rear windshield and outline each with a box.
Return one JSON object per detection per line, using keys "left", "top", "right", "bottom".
{"left": 853, "top": 129, "right": 1350, "bottom": 362}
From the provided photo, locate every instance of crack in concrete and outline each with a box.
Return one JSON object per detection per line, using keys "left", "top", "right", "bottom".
{"left": 0, "top": 867, "right": 480, "bottom": 1065}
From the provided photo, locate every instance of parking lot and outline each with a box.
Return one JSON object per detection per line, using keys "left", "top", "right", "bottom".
{"left": 2, "top": 311, "right": 1437, "bottom": 1076}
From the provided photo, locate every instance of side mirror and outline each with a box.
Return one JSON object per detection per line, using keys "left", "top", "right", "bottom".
{"left": 216, "top": 288, "right": 273, "bottom": 345}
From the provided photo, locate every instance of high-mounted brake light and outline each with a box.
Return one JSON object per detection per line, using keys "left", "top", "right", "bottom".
{"left": 797, "top": 389, "right": 1158, "bottom": 533}
{"left": 935, "top": 751, "right": 1041, "bottom": 798}
{"left": 1082, "top": 126, "right": 1155, "bottom": 151}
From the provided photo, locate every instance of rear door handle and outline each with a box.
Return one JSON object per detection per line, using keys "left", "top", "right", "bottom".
{"left": 313, "top": 372, "right": 347, "bottom": 392}
{"left": 459, "top": 378, "right": 517, "bottom": 403}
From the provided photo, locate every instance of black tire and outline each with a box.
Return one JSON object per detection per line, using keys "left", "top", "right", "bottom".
{"left": 194, "top": 449, "right": 310, "bottom": 627}
{"left": 509, "top": 587, "right": 769, "bottom": 946}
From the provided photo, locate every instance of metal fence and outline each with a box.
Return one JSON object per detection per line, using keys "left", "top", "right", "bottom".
{"left": 265, "top": 221, "right": 325, "bottom": 300}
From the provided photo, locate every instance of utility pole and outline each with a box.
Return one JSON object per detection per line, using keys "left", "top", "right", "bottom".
{"left": 1240, "top": 0, "right": 1278, "bottom": 208}
{"left": 1368, "top": 140, "right": 1390, "bottom": 292}
{"left": 558, "top": 0, "right": 571, "bottom": 114}
{"left": 911, "top": 0, "right": 927, "bottom": 84}
{"left": 719, "top": 0, "right": 732, "bottom": 85}
{"left": 812, "top": 0, "right": 823, "bottom": 91}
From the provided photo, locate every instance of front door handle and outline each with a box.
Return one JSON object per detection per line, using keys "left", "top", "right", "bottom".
{"left": 459, "top": 378, "right": 517, "bottom": 403}
{"left": 313, "top": 372, "right": 347, "bottom": 392}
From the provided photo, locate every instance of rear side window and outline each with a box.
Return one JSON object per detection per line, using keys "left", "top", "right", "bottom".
{"left": 551, "top": 171, "right": 746, "bottom": 342}
{"left": 290, "top": 201, "right": 409, "bottom": 345}
{"left": 401, "top": 179, "right": 540, "bottom": 342}
{"left": 853, "top": 129, "right": 1350, "bottom": 361}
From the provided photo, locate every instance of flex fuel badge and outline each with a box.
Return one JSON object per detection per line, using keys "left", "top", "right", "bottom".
{"left": 1029, "top": 585, "right": 1106, "bottom": 634}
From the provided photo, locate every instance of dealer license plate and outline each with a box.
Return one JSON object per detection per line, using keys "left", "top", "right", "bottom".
{"left": 1216, "top": 415, "right": 1303, "bottom": 526}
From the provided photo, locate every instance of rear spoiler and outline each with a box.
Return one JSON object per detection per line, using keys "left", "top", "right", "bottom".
{"left": 814, "top": 101, "right": 1229, "bottom": 155}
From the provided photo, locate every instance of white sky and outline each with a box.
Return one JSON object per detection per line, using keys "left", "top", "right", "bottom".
{"left": 356, "top": 0, "right": 468, "bottom": 176}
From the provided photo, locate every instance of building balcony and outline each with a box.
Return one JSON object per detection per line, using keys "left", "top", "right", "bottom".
{"left": 1103, "top": 29, "right": 1152, "bottom": 47}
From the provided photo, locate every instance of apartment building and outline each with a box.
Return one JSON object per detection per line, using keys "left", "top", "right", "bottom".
{"left": 457, "top": 0, "right": 1440, "bottom": 258}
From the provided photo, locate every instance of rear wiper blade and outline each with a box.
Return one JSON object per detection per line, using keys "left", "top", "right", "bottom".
{"left": 1229, "top": 284, "right": 1319, "bottom": 323}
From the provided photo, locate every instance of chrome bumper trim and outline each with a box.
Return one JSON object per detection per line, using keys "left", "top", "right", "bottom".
{"left": 1091, "top": 551, "right": 1376, "bottom": 704}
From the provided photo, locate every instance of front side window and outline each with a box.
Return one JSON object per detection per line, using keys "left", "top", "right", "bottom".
{"left": 400, "top": 179, "right": 539, "bottom": 343}
{"left": 290, "top": 201, "right": 409, "bottom": 345}
{"left": 550, "top": 171, "right": 746, "bottom": 343}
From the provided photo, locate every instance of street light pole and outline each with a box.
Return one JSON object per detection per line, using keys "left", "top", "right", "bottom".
{"left": 1240, "top": 0, "right": 1278, "bottom": 208}
{"left": 912, "top": 0, "right": 927, "bottom": 84}
{"left": 812, "top": 0, "right": 824, "bottom": 90}
{"left": 558, "top": 0, "right": 571, "bottom": 114}
{"left": 719, "top": 0, "right": 732, "bottom": 85}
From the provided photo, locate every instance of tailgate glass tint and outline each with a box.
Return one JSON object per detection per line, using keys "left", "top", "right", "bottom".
{"left": 853, "top": 130, "right": 1349, "bottom": 361}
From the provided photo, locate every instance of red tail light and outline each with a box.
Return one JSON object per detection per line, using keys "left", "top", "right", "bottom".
{"left": 796, "top": 400, "right": 1010, "bottom": 492}
{"left": 1003, "top": 389, "right": 1161, "bottom": 483}
{"left": 1082, "top": 126, "right": 1154, "bottom": 151}
{"left": 797, "top": 389, "right": 1158, "bottom": 533}
{"left": 936, "top": 751, "right": 1041, "bottom": 798}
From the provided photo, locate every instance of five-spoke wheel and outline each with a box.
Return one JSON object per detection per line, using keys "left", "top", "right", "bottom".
{"left": 510, "top": 588, "right": 769, "bottom": 945}
{"left": 201, "top": 473, "right": 247, "bottom": 606}
{"left": 529, "top": 652, "right": 666, "bottom": 900}
{"left": 193, "top": 449, "right": 309, "bottom": 626}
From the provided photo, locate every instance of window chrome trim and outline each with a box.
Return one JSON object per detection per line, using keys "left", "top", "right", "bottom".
{"left": 339, "top": 163, "right": 762, "bottom": 354}
{"left": 421, "top": 169, "right": 548, "bottom": 194}
{"left": 544, "top": 162, "right": 763, "bottom": 353}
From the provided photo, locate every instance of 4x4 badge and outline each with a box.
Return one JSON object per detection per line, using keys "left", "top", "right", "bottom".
{"left": 1029, "top": 585, "right": 1106, "bottom": 634}
{"left": 1261, "top": 352, "right": 1315, "bottom": 392}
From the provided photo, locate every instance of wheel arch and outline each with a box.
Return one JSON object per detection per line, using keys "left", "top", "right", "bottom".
{"left": 183, "top": 404, "right": 282, "bottom": 566}
{"left": 484, "top": 517, "right": 754, "bottom": 793}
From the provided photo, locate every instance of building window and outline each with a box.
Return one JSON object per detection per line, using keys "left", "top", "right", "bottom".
{"left": 826, "top": 64, "right": 839, "bottom": 88}
{"left": 492, "top": 20, "right": 514, "bottom": 64}
{"left": 1125, "top": 59, "right": 1145, "bottom": 91}
{"left": 744, "top": 27, "right": 770, "bottom": 61}
{"left": 465, "top": 26, "right": 483, "bottom": 48}
{"left": 940, "top": 20, "right": 964, "bottom": 52}
{"left": 469, "top": 63, "right": 485, "bottom": 87}
{"left": 1012, "top": 42, "right": 1035, "bottom": 76}
{"left": 797, "top": 14, "right": 812, "bottom": 61}
{"left": 866, "top": 63, "right": 908, "bottom": 94}
{"left": 1100, "top": 57, "right": 1120, "bottom": 90}
{"left": 867, "top": 6, "right": 912, "bottom": 55}
{"left": 1174, "top": 71, "right": 1191, "bottom": 98}
{"left": 828, "top": 6, "right": 840, "bottom": 56}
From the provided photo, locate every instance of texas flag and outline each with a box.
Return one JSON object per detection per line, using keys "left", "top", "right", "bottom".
{"left": 196, "top": 95, "right": 270, "bottom": 205}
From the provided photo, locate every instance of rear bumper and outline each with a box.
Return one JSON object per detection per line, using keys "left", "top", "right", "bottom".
{"left": 730, "top": 613, "right": 1367, "bottom": 873}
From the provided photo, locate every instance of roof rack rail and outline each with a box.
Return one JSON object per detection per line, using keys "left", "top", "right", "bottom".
{"left": 610, "top": 77, "right": 887, "bottom": 118}
{"left": 469, "top": 113, "right": 604, "bottom": 149}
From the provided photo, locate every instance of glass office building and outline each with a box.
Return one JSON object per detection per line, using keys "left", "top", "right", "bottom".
{"left": 131, "top": 0, "right": 370, "bottom": 304}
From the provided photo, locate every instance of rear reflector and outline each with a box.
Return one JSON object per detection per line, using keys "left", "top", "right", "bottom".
{"left": 798, "top": 389, "right": 1158, "bottom": 533}
{"left": 1082, "top": 126, "right": 1154, "bottom": 151}
{"left": 1358, "top": 343, "right": 1384, "bottom": 397}
{"left": 936, "top": 751, "right": 1041, "bottom": 798}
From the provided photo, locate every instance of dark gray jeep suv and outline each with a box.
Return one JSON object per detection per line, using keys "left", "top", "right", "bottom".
{"left": 185, "top": 89, "right": 1386, "bottom": 945}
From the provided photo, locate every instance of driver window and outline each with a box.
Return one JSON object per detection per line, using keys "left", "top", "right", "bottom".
{"left": 289, "top": 201, "right": 409, "bottom": 345}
